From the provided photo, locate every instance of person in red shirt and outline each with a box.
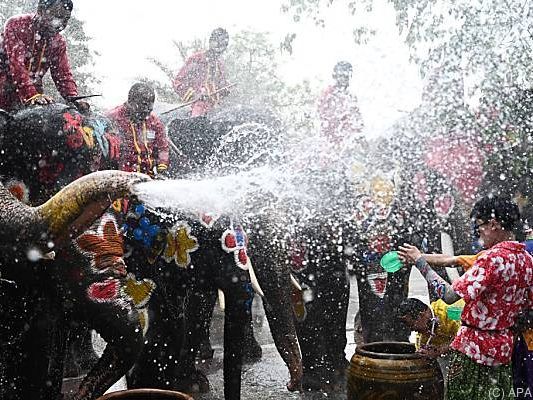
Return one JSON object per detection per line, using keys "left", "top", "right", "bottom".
{"left": 399, "top": 196, "right": 533, "bottom": 400}
{"left": 107, "top": 83, "right": 170, "bottom": 177}
{"left": 317, "top": 61, "right": 364, "bottom": 147}
{"left": 172, "top": 28, "right": 230, "bottom": 117}
{"left": 0, "top": 0, "right": 87, "bottom": 111}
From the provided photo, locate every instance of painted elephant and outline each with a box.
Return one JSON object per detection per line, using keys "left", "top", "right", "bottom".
{"left": 0, "top": 104, "right": 149, "bottom": 400}
{"left": 121, "top": 109, "right": 302, "bottom": 398}
{"left": 265, "top": 132, "right": 472, "bottom": 391}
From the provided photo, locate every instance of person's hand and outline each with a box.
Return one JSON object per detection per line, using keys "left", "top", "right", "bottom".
{"left": 73, "top": 99, "right": 91, "bottom": 114}
{"left": 28, "top": 94, "right": 54, "bottom": 105}
{"left": 398, "top": 244, "right": 423, "bottom": 264}
{"left": 417, "top": 344, "right": 446, "bottom": 359}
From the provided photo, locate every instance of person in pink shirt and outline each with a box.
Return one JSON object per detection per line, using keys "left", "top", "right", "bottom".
{"left": 317, "top": 61, "right": 364, "bottom": 147}
{"left": 399, "top": 196, "right": 533, "bottom": 400}
{"left": 0, "top": 0, "right": 88, "bottom": 112}
{"left": 172, "top": 28, "right": 230, "bottom": 117}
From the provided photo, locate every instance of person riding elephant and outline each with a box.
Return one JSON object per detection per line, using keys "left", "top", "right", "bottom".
{"left": 0, "top": 0, "right": 89, "bottom": 113}
{"left": 106, "top": 82, "right": 170, "bottom": 177}
{"left": 172, "top": 28, "right": 231, "bottom": 118}
{"left": 0, "top": 104, "right": 150, "bottom": 400}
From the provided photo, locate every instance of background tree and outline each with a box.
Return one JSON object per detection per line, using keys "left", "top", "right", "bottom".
{"left": 283, "top": 0, "right": 533, "bottom": 105}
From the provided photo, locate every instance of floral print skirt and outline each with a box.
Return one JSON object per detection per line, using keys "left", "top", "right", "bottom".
{"left": 447, "top": 350, "right": 512, "bottom": 400}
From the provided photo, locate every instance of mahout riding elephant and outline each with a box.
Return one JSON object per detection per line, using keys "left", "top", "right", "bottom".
{"left": 0, "top": 104, "right": 148, "bottom": 400}
{"left": 123, "top": 107, "right": 302, "bottom": 398}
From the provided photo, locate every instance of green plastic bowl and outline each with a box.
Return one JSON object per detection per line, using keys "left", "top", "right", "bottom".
{"left": 380, "top": 251, "right": 403, "bottom": 273}
{"left": 447, "top": 306, "right": 463, "bottom": 321}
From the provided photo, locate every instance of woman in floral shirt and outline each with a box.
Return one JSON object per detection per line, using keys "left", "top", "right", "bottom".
{"left": 399, "top": 196, "right": 533, "bottom": 400}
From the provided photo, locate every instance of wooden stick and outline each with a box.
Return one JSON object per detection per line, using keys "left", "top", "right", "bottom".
{"left": 161, "top": 83, "right": 237, "bottom": 115}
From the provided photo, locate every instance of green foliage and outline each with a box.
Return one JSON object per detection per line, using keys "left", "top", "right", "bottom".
{"left": 284, "top": 0, "right": 533, "bottom": 106}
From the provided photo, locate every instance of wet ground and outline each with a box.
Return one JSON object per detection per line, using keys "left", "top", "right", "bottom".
{"left": 65, "top": 269, "right": 430, "bottom": 399}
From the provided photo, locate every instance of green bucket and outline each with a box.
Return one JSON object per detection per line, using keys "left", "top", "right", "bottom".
{"left": 380, "top": 251, "right": 403, "bottom": 273}
{"left": 447, "top": 306, "right": 463, "bottom": 321}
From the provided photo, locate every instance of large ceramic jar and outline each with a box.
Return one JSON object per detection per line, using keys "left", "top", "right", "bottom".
{"left": 348, "top": 342, "right": 444, "bottom": 400}
{"left": 96, "top": 389, "right": 194, "bottom": 400}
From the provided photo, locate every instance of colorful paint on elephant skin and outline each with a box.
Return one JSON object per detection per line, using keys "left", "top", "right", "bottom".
{"left": 121, "top": 273, "right": 156, "bottom": 309}
{"left": 163, "top": 221, "right": 199, "bottom": 268}
{"left": 121, "top": 273, "right": 156, "bottom": 336}
{"left": 87, "top": 278, "right": 121, "bottom": 303}
{"left": 75, "top": 215, "right": 127, "bottom": 277}
{"left": 63, "top": 112, "right": 96, "bottom": 150}
{"left": 433, "top": 192, "right": 455, "bottom": 218}
{"left": 4, "top": 179, "right": 29, "bottom": 204}
{"left": 367, "top": 272, "right": 388, "bottom": 299}
{"left": 221, "top": 225, "right": 251, "bottom": 270}
{"left": 199, "top": 212, "right": 220, "bottom": 228}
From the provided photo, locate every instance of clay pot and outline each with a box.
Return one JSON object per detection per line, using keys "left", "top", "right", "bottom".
{"left": 96, "top": 389, "right": 194, "bottom": 400}
{"left": 347, "top": 342, "right": 444, "bottom": 400}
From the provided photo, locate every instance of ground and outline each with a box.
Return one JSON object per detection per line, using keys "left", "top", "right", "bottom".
{"left": 63, "top": 269, "right": 430, "bottom": 399}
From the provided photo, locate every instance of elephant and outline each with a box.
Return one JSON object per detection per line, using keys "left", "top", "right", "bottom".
{"left": 121, "top": 108, "right": 302, "bottom": 398}
{"left": 0, "top": 104, "right": 149, "bottom": 400}
{"left": 255, "top": 132, "right": 472, "bottom": 391}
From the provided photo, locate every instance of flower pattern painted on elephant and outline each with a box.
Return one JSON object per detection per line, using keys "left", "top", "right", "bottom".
{"left": 5, "top": 179, "right": 29, "bottom": 204}
{"left": 367, "top": 272, "right": 388, "bottom": 299}
{"left": 121, "top": 273, "right": 156, "bottom": 336}
{"left": 199, "top": 212, "right": 220, "bottom": 228}
{"left": 433, "top": 192, "right": 455, "bottom": 218}
{"left": 221, "top": 225, "right": 250, "bottom": 270}
{"left": 163, "top": 221, "right": 199, "bottom": 268}
{"left": 64, "top": 112, "right": 95, "bottom": 149}
{"left": 76, "top": 215, "right": 127, "bottom": 277}
{"left": 87, "top": 278, "right": 121, "bottom": 303}
{"left": 121, "top": 273, "right": 156, "bottom": 309}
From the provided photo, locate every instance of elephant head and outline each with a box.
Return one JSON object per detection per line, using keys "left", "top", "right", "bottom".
{"left": 0, "top": 104, "right": 120, "bottom": 204}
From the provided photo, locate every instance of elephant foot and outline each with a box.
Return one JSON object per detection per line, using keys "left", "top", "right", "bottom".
{"left": 286, "top": 377, "right": 302, "bottom": 392}
{"left": 174, "top": 369, "right": 210, "bottom": 394}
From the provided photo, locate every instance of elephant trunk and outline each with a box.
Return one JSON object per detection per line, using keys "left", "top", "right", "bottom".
{"left": 37, "top": 170, "right": 149, "bottom": 237}
{"left": 0, "top": 170, "right": 150, "bottom": 253}
{"left": 0, "top": 184, "right": 43, "bottom": 242}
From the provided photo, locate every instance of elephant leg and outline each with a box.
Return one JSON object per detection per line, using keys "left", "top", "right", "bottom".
{"left": 242, "top": 298, "right": 263, "bottom": 362}
{"left": 174, "top": 286, "right": 216, "bottom": 393}
{"left": 251, "top": 252, "right": 303, "bottom": 392}
{"left": 221, "top": 285, "right": 251, "bottom": 400}
{"left": 296, "top": 294, "right": 328, "bottom": 390}
{"left": 128, "top": 285, "right": 185, "bottom": 389}
{"left": 321, "top": 256, "right": 350, "bottom": 374}
{"left": 0, "top": 279, "right": 31, "bottom": 400}
{"left": 72, "top": 302, "right": 143, "bottom": 400}
{"left": 353, "top": 266, "right": 385, "bottom": 343}
{"left": 197, "top": 289, "right": 217, "bottom": 360}
{"left": 16, "top": 282, "right": 68, "bottom": 400}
